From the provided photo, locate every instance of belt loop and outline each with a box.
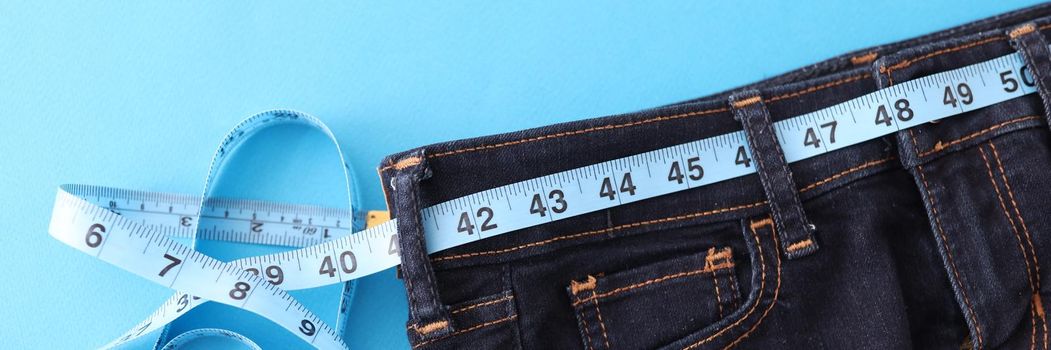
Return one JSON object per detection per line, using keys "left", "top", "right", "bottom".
{"left": 1009, "top": 22, "right": 1051, "bottom": 128}
{"left": 389, "top": 149, "right": 455, "bottom": 342}
{"left": 729, "top": 90, "right": 819, "bottom": 259}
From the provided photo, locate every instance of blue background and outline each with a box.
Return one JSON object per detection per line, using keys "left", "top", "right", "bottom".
{"left": 1, "top": 1, "right": 1044, "bottom": 348}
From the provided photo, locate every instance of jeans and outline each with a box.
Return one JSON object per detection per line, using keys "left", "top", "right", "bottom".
{"left": 379, "top": 3, "right": 1051, "bottom": 349}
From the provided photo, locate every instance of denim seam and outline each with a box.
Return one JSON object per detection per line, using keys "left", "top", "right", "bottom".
{"left": 765, "top": 74, "right": 870, "bottom": 103}
{"left": 798, "top": 157, "right": 895, "bottom": 192}
{"left": 979, "top": 145, "right": 1035, "bottom": 289}
{"left": 992, "top": 142, "right": 1044, "bottom": 291}
{"left": 723, "top": 217, "right": 784, "bottom": 349}
{"left": 591, "top": 290, "right": 612, "bottom": 350}
{"left": 409, "top": 294, "right": 516, "bottom": 334}
{"left": 569, "top": 260, "right": 735, "bottom": 306}
{"left": 918, "top": 116, "right": 1042, "bottom": 158}
{"left": 911, "top": 129, "right": 985, "bottom": 349}
{"left": 683, "top": 218, "right": 780, "bottom": 349}
{"left": 411, "top": 315, "right": 519, "bottom": 349}
{"left": 449, "top": 295, "right": 514, "bottom": 315}
{"left": 883, "top": 23, "right": 1051, "bottom": 85}
{"left": 712, "top": 267, "right": 724, "bottom": 319}
{"left": 883, "top": 36, "right": 1006, "bottom": 85}
{"left": 990, "top": 142, "right": 1049, "bottom": 348}
{"left": 727, "top": 268, "right": 741, "bottom": 310}
{"left": 710, "top": 246, "right": 731, "bottom": 318}
{"left": 978, "top": 144, "right": 1037, "bottom": 350}
{"left": 578, "top": 296, "right": 596, "bottom": 350}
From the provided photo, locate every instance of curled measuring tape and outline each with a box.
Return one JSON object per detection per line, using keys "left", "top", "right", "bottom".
{"left": 49, "top": 51, "right": 1040, "bottom": 348}
{"left": 52, "top": 110, "right": 363, "bottom": 349}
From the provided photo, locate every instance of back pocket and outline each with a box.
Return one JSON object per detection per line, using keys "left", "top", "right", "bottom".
{"left": 565, "top": 246, "right": 740, "bottom": 350}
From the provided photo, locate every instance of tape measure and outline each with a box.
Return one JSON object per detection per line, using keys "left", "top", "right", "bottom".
{"left": 75, "top": 185, "right": 354, "bottom": 248}
{"left": 48, "top": 49, "right": 1040, "bottom": 349}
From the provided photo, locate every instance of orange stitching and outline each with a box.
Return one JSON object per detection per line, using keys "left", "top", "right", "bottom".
{"left": 799, "top": 157, "right": 894, "bottom": 192}
{"left": 683, "top": 218, "right": 774, "bottom": 349}
{"left": 750, "top": 217, "right": 773, "bottom": 230}
{"left": 919, "top": 116, "right": 1041, "bottom": 158}
{"left": 1011, "top": 23, "right": 1037, "bottom": 39}
{"left": 570, "top": 261, "right": 735, "bottom": 307}
{"left": 406, "top": 319, "right": 446, "bottom": 337}
{"left": 785, "top": 238, "right": 813, "bottom": 253}
{"left": 424, "top": 74, "right": 867, "bottom": 159}
{"left": 990, "top": 142, "right": 1048, "bottom": 348}
{"left": 411, "top": 315, "right": 517, "bottom": 349}
{"left": 706, "top": 246, "right": 733, "bottom": 264}
{"left": 451, "top": 295, "right": 514, "bottom": 315}
{"left": 574, "top": 292, "right": 596, "bottom": 350}
{"left": 979, "top": 146, "right": 1035, "bottom": 287}
{"left": 979, "top": 145, "right": 1036, "bottom": 350}
{"left": 712, "top": 264, "right": 725, "bottom": 318}
{"left": 434, "top": 201, "right": 765, "bottom": 262}
{"left": 992, "top": 143, "right": 1043, "bottom": 289}
{"left": 885, "top": 36, "right": 1006, "bottom": 84}
{"left": 850, "top": 52, "right": 878, "bottom": 65}
{"left": 570, "top": 275, "right": 598, "bottom": 295}
{"left": 723, "top": 209, "right": 784, "bottom": 349}
{"left": 915, "top": 159, "right": 984, "bottom": 348}
{"left": 378, "top": 156, "right": 423, "bottom": 172}
{"left": 731, "top": 96, "right": 762, "bottom": 108}
{"left": 708, "top": 246, "right": 732, "bottom": 318}
{"left": 591, "top": 290, "right": 612, "bottom": 350}
{"left": 1033, "top": 307, "right": 1039, "bottom": 350}
{"left": 766, "top": 73, "right": 870, "bottom": 103}
{"left": 408, "top": 296, "right": 515, "bottom": 331}
{"left": 581, "top": 313, "right": 595, "bottom": 350}
{"left": 413, "top": 320, "right": 450, "bottom": 335}
{"left": 727, "top": 267, "right": 741, "bottom": 310}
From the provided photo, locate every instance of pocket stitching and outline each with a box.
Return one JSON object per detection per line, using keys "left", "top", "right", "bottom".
{"left": 591, "top": 289, "right": 613, "bottom": 350}
{"left": 411, "top": 315, "right": 519, "bottom": 349}
{"left": 683, "top": 217, "right": 780, "bottom": 350}
{"left": 409, "top": 293, "right": 518, "bottom": 349}
{"left": 712, "top": 268, "right": 724, "bottom": 319}
{"left": 570, "top": 261, "right": 736, "bottom": 307}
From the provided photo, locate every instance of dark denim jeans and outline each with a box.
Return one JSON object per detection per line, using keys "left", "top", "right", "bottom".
{"left": 379, "top": 3, "right": 1051, "bottom": 349}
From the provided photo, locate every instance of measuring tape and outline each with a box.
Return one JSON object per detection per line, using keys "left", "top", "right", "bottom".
{"left": 49, "top": 50, "right": 1041, "bottom": 349}
{"left": 73, "top": 184, "right": 355, "bottom": 248}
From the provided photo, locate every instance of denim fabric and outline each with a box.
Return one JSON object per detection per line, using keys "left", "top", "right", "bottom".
{"left": 380, "top": 3, "right": 1051, "bottom": 349}
{"left": 730, "top": 90, "right": 818, "bottom": 260}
